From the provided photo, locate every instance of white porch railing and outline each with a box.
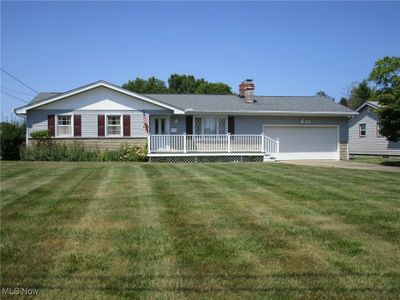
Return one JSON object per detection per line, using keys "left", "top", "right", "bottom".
{"left": 148, "top": 134, "right": 279, "bottom": 156}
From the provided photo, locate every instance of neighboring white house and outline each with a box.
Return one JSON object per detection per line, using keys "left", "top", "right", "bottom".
{"left": 14, "top": 80, "right": 357, "bottom": 162}
{"left": 349, "top": 101, "right": 400, "bottom": 156}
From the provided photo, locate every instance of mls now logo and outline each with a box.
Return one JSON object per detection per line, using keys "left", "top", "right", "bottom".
{"left": 2, "top": 287, "right": 39, "bottom": 295}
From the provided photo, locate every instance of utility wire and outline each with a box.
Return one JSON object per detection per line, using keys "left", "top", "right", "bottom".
{"left": 1, "top": 90, "right": 29, "bottom": 103}
{"left": 1, "top": 85, "right": 35, "bottom": 96}
{"left": 1, "top": 68, "right": 39, "bottom": 94}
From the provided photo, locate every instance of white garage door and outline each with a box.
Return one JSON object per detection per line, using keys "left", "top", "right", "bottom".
{"left": 264, "top": 126, "right": 339, "bottom": 160}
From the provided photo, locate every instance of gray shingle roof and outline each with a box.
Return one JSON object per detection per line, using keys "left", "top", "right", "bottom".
{"left": 145, "top": 94, "right": 355, "bottom": 113}
{"left": 16, "top": 80, "right": 355, "bottom": 115}
{"left": 31, "top": 92, "right": 62, "bottom": 103}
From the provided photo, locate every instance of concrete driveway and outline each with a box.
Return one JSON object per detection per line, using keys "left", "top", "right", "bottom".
{"left": 282, "top": 160, "right": 400, "bottom": 173}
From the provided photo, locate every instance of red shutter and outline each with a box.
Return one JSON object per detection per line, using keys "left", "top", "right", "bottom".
{"left": 48, "top": 115, "right": 55, "bottom": 137}
{"left": 98, "top": 115, "right": 105, "bottom": 137}
{"left": 123, "top": 115, "right": 131, "bottom": 137}
{"left": 186, "top": 116, "right": 193, "bottom": 134}
{"left": 74, "top": 115, "right": 81, "bottom": 137}
{"left": 228, "top": 116, "right": 235, "bottom": 134}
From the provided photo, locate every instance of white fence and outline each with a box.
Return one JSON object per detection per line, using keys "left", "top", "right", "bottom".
{"left": 149, "top": 134, "right": 279, "bottom": 155}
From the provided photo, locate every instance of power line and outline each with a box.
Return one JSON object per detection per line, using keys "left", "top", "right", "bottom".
{"left": 1, "top": 90, "right": 29, "bottom": 103}
{"left": 1, "top": 85, "right": 35, "bottom": 96}
{"left": 1, "top": 68, "right": 39, "bottom": 94}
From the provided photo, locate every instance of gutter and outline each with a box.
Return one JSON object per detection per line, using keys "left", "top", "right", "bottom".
{"left": 184, "top": 110, "right": 358, "bottom": 117}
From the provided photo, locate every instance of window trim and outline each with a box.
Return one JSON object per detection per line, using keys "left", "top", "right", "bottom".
{"left": 105, "top": 114, "right": 123, "bottom": 137}
{"left": 55, "top": 114, "right": 74, "bottom": 137}
{"left": 193, "top": 116, "right": 228, "bottom": 135}
{"left": 359, "top": 123, "right": 366, "bottom": 137}
{"left": 376, "top": 122, "right": 383, "bottom": 138}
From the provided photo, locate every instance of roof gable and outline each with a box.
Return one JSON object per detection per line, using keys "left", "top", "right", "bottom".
{"left": 355, "top": 101, "right": 381, "bottom": 112}
{"left": 14, "top": 80, "right": 184, "bottom": 115}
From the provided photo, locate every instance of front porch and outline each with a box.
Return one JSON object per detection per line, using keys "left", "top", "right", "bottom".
{"left": 147, "top": 134, "right": 280, "bottom": 162}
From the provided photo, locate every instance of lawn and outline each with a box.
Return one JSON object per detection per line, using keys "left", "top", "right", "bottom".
{"left": 1, "top": 161, "right": 399, "bottom": 299}
{"left": 350, "top": 156, "right": 400, "bottom": 167}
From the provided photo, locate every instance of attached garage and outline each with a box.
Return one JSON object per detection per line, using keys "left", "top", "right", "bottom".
{"left": 263, "top": 126, "right": 339, "bottom": 160}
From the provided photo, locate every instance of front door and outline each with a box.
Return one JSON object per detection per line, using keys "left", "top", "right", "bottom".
{"left": 154, "top": 117, "right": 167, "bottom": 135}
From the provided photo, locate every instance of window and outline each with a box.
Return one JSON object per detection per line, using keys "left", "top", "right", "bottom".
{"left": 194, "top": 117, "right": 227, "bottom": 134}
{"left": 154, "top": 117, "right": 167, "bottom": 134}
{"left": 106, "top": 115, "right": 121, "bottom": 136}
{"left": 359, "top": 123, "right": 366, "bottom": 137}
{"left": 376, "top": 123, "right": 383, "bottom": 138}
{"left": 57, "top": 115, "right": 72, "bottom": 137}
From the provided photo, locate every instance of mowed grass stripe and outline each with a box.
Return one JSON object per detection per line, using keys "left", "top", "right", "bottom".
{"left": 38, "top": 164, "right": 182, "bottom": 299}
{"left": 143, "top": 164, "right": 271, "bottom": 292}
{"left": 1, "top": 164, "right": 107, "bottom": 288}
{"left": 0, "top": 163, "right": 78, "bottom": 209}
{"left": 213, "top": 163, "right": 400, "bottom": 243}
{"left": 195, "top": 164, "right": 399, "bottom": 288}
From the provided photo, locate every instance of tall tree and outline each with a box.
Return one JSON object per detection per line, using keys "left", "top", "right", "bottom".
{"left": 195, "top": 82, "right": 233, "bottom": 95}
{"left": 368, "top": 56, "right": 400, "bottom": 142}
{"left": 347, "top": 80, "right": 375, "bottom": 109}
{"left": 122, "top": 74, "right": 233, "bottom": 95}
{"left": 122, "top": 77, "right": 168, "bottom": 93}
{"left": 315, "top": 91, "right": 334, "bottom": 101}
{"left": 339, "top": 97, "right": 349, "bottom": 107}
{"left": 168, "top": 74, "right": 200, "bottom": 94}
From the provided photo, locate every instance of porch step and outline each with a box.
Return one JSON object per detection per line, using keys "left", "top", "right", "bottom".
{"left": 264, "top": 155, "right": 278, "bottom": 162}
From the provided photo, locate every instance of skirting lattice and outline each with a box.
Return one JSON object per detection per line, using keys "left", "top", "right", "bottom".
{"left": 149, "top": 156, "right": 264, "bottom": 163}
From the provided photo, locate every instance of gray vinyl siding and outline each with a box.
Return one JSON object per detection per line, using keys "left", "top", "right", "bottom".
{"left": 165, "top": 115, "right": 349, "bottom": 143}
{"left": 27, "top": 109, "right": 170, "bottom": 138}
{"left": 349, "top": 106, "right": 400, "bottom": 155}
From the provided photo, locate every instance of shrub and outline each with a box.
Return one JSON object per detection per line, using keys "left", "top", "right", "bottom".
{"left": 20, "top": 141, "right": 147, "bottom": 162}
{"left": 30, "top": 130, "right": 50, "bottom": 141}
{"left": 120, "top": 144, "right": 148, "bottom": 162}
{"left": 0, "top": 121, "right": 26, "bottom": 160}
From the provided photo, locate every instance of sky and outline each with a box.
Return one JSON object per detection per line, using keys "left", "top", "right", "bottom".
{"left": 1, "top": 1, "right": 399, "bottom": 121}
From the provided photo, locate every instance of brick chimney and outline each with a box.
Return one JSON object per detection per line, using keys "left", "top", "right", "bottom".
{"left": 239, "top": 79, "right": 255, "bottom": 103}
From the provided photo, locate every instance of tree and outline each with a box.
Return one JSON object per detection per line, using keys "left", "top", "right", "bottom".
{"left": 368, "top": 56, "right": 400, "bottom": 142}
{"left": 0, "top": 121, "right": 26, "bottom": 160}
{"left": 339, "top": 97, "right": 349, "bottom": 107}
{"left": 122, "top": 76, "right": 168, "bottom": 93}
{"left": 347, "top": 80, "right": 375, "bottom": 109}
{"left": 316, "top": 91, "right": 327, "bottom": 97}
{"left": 316, "top": 91, "right": 334, "bottom": 101}
{"left": 122, "top": 74, "right": 233, "bottom": 95}
{"left": 195, "top": 82, "right": 233, "bottom": 95}
{"left": 168, "top": 74, "right": 200, "bottom": 94}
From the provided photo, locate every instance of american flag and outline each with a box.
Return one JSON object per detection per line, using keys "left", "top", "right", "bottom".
{"left": 143, "top": 112, "right": 149, "bottom": 133}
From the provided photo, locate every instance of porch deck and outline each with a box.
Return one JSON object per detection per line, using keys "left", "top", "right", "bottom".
{"left": 147, "top": 134, "right": 280, "bottom": 159}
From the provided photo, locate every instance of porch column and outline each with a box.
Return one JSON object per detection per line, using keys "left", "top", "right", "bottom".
{"left": 183, "top": 133, "right": 187, "bottom": 153}
{"left": 227, "top": 133, "right": 231, "bottom": 153}
{"left": 147, "top": 134, "right": 151, "bottom": 154}
{"left": 261, "top": 133, "right": 264, "bottom": 153}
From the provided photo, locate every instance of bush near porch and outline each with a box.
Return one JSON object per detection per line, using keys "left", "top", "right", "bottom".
{"left": 21, "top": 140, "right": 147, "bottom": 162}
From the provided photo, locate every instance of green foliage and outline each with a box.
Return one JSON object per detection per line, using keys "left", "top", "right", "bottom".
{"left": 368, "top": 56, "right": 400, "bottom": 142}
{"left": 195, "top": 82, "right": 233, "bottom": 95}
{"left": 30, "top": 130, "right": 50, "bottom": 141}
{"left": 0, "top": 121, "right": 26, "bottom": 160}
{"left": 21, "top": 141, "right": 147, "bottom": 162}
{"left": 122, "top": 74, "right": 233, "bottom": 95}
{"left": 120, "top": 144, "right": 147, "bottom": 161}
{"left": 168, "top": 74, "right": 200, "bottom": 94}
{"left": 122, "top": 76, "right": 168, "bottom": 94}
{"left": 347, "top": 80, "right": 375, "bottom": 109}
{"left": 315, "top": 91, "right": 334, "bottom": 101}
{"left": 339, "top": 97, "right": 349, "bottom": 107}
